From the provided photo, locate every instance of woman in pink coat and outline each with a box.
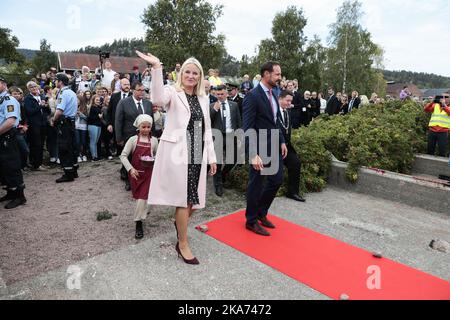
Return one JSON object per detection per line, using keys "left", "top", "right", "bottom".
{"left": 136, "top": 51, "right": 217, "bottom": 265}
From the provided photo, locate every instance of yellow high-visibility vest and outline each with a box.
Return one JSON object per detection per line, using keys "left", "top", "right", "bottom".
{"left": 429, "top": 103, "right": 450, "bottom": 129}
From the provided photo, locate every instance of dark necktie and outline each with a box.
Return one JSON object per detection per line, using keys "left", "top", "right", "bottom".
{"left": 283, "top": 110, "right": 288, "bottom": 124}
{"left": 221, "top": 102, "right": 227, "bottom": 131}
{"left": 137, "top": 102, "right": 143, "bottom": 114}
{"left": 122, "top": 93, "right": 126, "bottom": 100}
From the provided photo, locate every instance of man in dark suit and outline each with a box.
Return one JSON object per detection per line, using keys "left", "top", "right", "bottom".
{"left": 210, "top": 85, "right": 242, "bottom": 197}
{"left": 24, "top": 81, "right": 51, "bottom": 171}
{"left": 115, "top": 81, "right": 153, "bottom": 190}
{"left": 347, "top": 91, "right": 361, "bottom": 114}
{"left": 325, "top": 87, "right": 341, "bottom": 115}
{"left": 278, "top": 90, "right": 306, "bottom": 202}
{"left": 291, "top": 86, "right": 302, "bottom": 129}
{"left": 243, "top": 61, "right": 288, "bottom": 237}
{"left": 227, "top": 83, "right": 244, "bottom": 117}
{"left": 107, "top": 78, "right": 131, "bottom": 158}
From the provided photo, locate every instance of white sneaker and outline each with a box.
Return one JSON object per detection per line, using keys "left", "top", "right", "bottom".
{"left": 108, "top": 156, "right": 113, "bottom": 160}
{"left": 50, "top": 157, "right": 57, "bottom": 163}
{"left": 77, "top": 157, "right": 83, "bottom": 163}
{"left": 82, "top": 156, "right": 88, "bottom": 162}
{"left": 56, "top": 159, "right": 60, "bottom": 164}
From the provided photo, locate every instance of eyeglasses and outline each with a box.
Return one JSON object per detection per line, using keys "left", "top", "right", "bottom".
{"left": 443, "top": 96, "right": 450, "bottom": 98}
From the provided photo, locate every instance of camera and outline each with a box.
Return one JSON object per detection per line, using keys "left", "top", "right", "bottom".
{"left": 84, "top": 84, "right": 89, "bottom": 88}
{"left": 434, "top": 95, "right": 444, "bottom": 104}
{"left": 100, "top": 96, "right": 104, "bottom": 104}
{"left": 99, "top": 51, "right": 110, "bottom": 60}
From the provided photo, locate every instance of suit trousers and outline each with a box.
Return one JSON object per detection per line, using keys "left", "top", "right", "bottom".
{"left": 283, "top": 145, "right": 301, "bottom": 196}
{"left": 213, "top": 134, "right": 238, "bottom": 187}
{"left": 27, "top": 125, "right": 45, "bottom": 168}
{"left": 246, "top": 154, "right": 284, "bottom": 225}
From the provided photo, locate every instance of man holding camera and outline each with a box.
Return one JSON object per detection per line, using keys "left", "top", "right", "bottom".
{"left": 24, "top": 81, "right": 51, "bottom": 171}
{"left": 52, "top": 73, "right": 79, "bottom": 183}
{"left": 424, "top": 93, "right": 450, "bottom": 157}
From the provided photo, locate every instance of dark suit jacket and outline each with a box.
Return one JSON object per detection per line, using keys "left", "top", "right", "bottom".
{"left": 108, "top": 91, "right": 132, "bottom": 127}
{"left": 228, "top": 94, "right": 244, "bottom": 116}
{"left": 347, "top": 97, "right": 361, "bottom": 113}
{"left": 210, "top": 100, "right": 241, "bottom": 132}
{"left": 326, "top": 95, "right": 341, "bottom": 115}
{"left": 115, "top": 96, "right": 153, "bottom": 142}
{"left": 243, "top": 84, "right": 285, "bottom": 159}
{"left": 278, "top": 109, "right": 292, "bottom": 147}
{"left": 24, "top": 94, "right": 51, "bottom": 127}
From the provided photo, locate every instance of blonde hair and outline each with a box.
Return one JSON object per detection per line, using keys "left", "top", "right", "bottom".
{"left": 176, "top": 57, "right": 206, "bottom": 97}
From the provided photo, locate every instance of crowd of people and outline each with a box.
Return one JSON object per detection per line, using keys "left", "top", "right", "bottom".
{"left": 1, "top": 53, "right": 449, "bottom": 264}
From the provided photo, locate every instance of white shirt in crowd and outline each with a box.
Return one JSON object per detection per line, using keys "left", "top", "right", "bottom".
{"left": 78, "top": 80, "right": 91, "bottom": 93}
{"left": 101, "top": 69, "right": 116, "bottom": 89}
{"left": 219, "top": 100, "right": 233, "bottom": 134}
{"left": 320, "top": 98, "right": 327, "bottom": 114}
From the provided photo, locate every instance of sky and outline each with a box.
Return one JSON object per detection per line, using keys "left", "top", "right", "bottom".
{"left": 2, "top": 0, "right": 450, "bottom": 76}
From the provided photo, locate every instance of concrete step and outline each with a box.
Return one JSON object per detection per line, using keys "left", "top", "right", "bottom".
{"left": 328, "top": 158, "right": 450, "bottom": 216}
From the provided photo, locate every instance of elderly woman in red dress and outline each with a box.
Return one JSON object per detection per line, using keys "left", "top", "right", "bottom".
{"left": 136, "top": 51, "right": 217, "bottom": 265}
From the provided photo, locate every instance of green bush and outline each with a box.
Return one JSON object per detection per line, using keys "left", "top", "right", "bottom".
{"left": 227, "top": 101, "right": 431, "bottom": 194}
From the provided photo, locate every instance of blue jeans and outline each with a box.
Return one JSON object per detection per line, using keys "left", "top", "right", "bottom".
{"left": 75, "top": 129, "right": 87, "bottom": 157}
{"left": 88, "top": 125, "right": 101, "bottom": 159}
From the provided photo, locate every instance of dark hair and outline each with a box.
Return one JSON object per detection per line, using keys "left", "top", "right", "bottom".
{"left": 131, "top": 81, "right": 144, "bottom": 90}
{"left": 279, "top": 90, "right": 294, "bottom": 99}
{"left": 216, "top": 85, "right": 227, "bottom": 91}
{"left": 260, "top": 61, "right": 280, "bottom": 77}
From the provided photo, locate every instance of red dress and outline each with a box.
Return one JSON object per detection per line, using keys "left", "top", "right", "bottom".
{"left": 129, "top": 136, "right": 153, "bottom": 200}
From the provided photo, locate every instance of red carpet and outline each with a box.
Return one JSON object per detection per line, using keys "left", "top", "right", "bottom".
{"left": 199, "top": 210, "right": 450, "bottom": 300}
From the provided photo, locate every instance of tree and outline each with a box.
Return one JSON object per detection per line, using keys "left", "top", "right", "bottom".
{"left": 75, "top": 38, "right": 147, "bottom": 57}
{"left": 301, "top": 35, "right": 327, "bottom": 92}
{"left": 0, "top": 28, "right": 24, "bottom": 64}
{"left": 141, "top": 0, "right": 226, "bottom": 71}
{"left": 325, "top": 0, "right": 384, "bottom": 95}
{"left": 31, "top": 39, "right": 58, "bottom": 76}
{"left": 254, "top": 6, "right": 307, "bottom": 80}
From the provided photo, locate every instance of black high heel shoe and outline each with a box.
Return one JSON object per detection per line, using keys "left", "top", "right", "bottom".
{"left": 174, "top": 221, "right": 179, "bottom": 240}
{"left": 175, "top": 242, "right": 199, "bottom": 265}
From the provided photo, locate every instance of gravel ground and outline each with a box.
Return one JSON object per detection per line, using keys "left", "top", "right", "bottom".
{"left": 0, "top": 159, "right": 246, "bottom": 285}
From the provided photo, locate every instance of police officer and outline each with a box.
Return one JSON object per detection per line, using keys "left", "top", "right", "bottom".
{"left": 52, "top": 73, "right": 79, "bottom": 183}
{"left": 0, "top": 76, "right": 27, "bottom": 209}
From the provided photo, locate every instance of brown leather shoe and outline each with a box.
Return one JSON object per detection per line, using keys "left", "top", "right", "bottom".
{"left": 246, "top": 223, "right": 270, "bottom": 236}
{"left": 258, "top": 216, "right": 276, "bottom": 229}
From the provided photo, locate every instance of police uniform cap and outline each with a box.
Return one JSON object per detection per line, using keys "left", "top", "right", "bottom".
{"left": 56, "top": 73, "right": 70, "bottom": 85}
{"left": 226, "top": 83, "right": 239, "bottom": 90}
{"left": 0, "top": 75, "right": 6, "bottom": 83}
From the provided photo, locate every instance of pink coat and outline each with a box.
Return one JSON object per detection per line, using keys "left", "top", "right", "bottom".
{"left": 148, "top": 69, "right": 217, "bottom": 209}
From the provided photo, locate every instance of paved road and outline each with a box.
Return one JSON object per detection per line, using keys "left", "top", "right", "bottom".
{"left": 1, "top": 187, "right": 449, "bottom": 300}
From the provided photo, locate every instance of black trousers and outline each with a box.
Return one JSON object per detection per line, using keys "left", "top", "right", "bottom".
{"left": 213, "top": 134, "right": 239, "bottom": 187}
{"left": 246, "top": 154, "right": 284, "bottom": 225}
{"left": 57, "top": 119, "right": 78, "bottom": 171}
{"left": 0, "top": 130, "right": 25, "bottom": 191}
{"left": 427, "top": 130, "right": 448, "bottom": 157}
{"left": 27, "top": 125, "right": 45, "bottom": 168}
{"left": 283, "top": 145, "right": 301, "bottom": 196}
